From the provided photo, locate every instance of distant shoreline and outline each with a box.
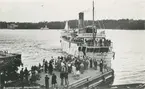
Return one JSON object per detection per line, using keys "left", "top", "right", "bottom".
{"left": 0, "top": 19, "right": 145, "bottom": 30}
{"left": 0, "top": 29, "right": 144, "bottom": 30}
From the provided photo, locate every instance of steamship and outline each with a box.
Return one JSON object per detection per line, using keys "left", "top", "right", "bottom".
{"left": 60, "top": 2, "right": 115, "bottom": 68}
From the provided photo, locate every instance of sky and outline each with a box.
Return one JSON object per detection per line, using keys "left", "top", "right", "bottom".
{"left": 0, "top": 0, "right": 145, "bottom": 22}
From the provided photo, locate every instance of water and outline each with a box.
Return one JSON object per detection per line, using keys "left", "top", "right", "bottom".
{"left": 0, "top": 29, "right": 145, "bottom": 86}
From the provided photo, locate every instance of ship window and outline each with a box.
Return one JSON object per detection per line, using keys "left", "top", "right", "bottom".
{"left": 94, "top": 48, "right": 100, "bottom": 53}
{"left": 87, "top": 48, "right": 90, "bottom": 52}
{"left": 100, "top": 48, "right": 109, "bottom": 53}
{"left": 86, "top": 27, "right": 93, "bottom": 33}
{"left": 91, "top": 48, "right": 94, "bottom": 52}
{"left": 87, "top": 48, "right": 94, "bottom": 52}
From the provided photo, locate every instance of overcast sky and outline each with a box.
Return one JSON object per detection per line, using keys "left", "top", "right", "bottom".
{"left": 0, "top": 0, "right": 145, "bottom": 22}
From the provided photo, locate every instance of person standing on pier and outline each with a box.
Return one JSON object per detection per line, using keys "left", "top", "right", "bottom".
{"left": 86, "top": 59, "right": 89, "bottom": 70}
{"left": 99, "top": 59, "right": 104, "bottom": 73}
{"left": 45, "top": 61, "right": 48, "bottom": 73}
{"left": 64, "top": 64, "right": 69, "bottom": 86}
{"left": 45, "top": 75, "right": 49, "bottom": 89}
{"left": 80, "top": 62, "right": 84, "bottom": 74}
{"left": 94, "top": 59, "right": 97, "bottom": 70}
{"left": 90, "top": 58, "right": 93, "bottom": 68}
{"left": 43, "top": 59, "right": 45, "bottom": 72}
{"left": 24, "top": 67, "right": 29, "bottom": 82}
{"left": 48, "top": 61, "right": 53, "bottom": 75}
{"left": 20, "top": 68, "right": 24, "bottom": 88}
{"left": 60, "top": 64, "right": 65, "bottom": 86}
{"left": 52, "top": 73, "right": 57, "bottom": 88}
{"left": 68, "top": 61, "right": 72, "bottom": 73}
{"left": 72, "top": 64, "right": 76, "bottom": 76}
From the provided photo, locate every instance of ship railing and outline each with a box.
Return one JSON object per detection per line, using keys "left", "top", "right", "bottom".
{"left": 68, "top": 69, "right": 114, "bottom": 89}
{"left": 68, "top": 76, "right": 91, "bottom": 89}
{"left": 77, "top": 33, "right": 106, "bottom": 38}
{"left": 85, "top": 41, "right": 112, "bottom": 47}
{"left": 88, "top": 70, "right": 114, "bottom": 88}
{"left": 86, "top": 45, "right": 111, "bottom": 48}
{"left": 86, "top": 52, "right": 114, "bottom": 58}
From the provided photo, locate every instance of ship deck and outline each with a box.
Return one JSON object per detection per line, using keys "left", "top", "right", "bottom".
{"left": 36, "top": 67, "right": 112, "bottom": 89}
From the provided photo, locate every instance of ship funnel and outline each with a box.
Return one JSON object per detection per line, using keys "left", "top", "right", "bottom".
{"left": 78, "top": 12, "right": 84, "bottom": 29}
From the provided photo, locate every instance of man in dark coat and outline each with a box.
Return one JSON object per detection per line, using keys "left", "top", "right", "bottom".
{"left": 45, "top": 75, "right": 49, "bottom": 89}
{"left": 24, "top": 67, "right": 29, "bottom": 82}
{"left": 90, "top": 59, "right": 92, "bottom": 68}
{"left": 20, "top": 68, "right": 24, "bottom": 88}
{"left": 100, "top": 59, "right": 103, "bottom": 73}
{"left": 94, "top": 60, "right": 97, "bottom": 70}
{"left": 48, "top": 62, "right": 53, "bottom": 75}
{"left": 60, "top": 65, "right": 65, "bottom": 86}
{"left": 52, "top": 73, "right": 57, "bottom": 88}
{"left": 45, "top": 61, "right": 48, "bottom": 73}
{"left": 64, "top": 65, "right": 69, "bottom": 86}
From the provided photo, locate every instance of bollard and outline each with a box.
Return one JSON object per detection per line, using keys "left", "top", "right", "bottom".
{"left": 87, "top": 78, "right": 89, "bottom": 89}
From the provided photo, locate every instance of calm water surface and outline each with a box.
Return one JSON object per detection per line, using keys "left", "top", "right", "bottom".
{"left": 0, "top": 29, "right": 145, "bottom": 86}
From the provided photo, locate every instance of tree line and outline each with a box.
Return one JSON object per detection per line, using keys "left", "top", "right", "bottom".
{"left": 0, "top": 19, "right": 145, "bottom": 30}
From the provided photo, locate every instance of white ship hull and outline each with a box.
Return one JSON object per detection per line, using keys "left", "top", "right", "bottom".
{"left": 60, "top": 38, "right": 114, "bottom": 67}
{"left": 61, "top": 38, "right": 79, "bottom": 56}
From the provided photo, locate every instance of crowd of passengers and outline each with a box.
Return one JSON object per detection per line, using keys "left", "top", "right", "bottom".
{"left": 86, "top": 38, "right": 111, "bottom": 47}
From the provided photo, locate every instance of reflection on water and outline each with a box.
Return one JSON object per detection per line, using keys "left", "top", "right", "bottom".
{"left": 0, "top": 29, "right": 145, "bottom": 86}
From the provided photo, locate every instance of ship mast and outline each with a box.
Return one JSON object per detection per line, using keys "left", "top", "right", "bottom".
{"left": 92, "top": 1, "right": 96, "bottom": 46}
{"left": 93, "top": 1, "right": 95, "bottom": 28}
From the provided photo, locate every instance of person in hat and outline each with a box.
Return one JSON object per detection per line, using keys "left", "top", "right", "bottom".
{"left": 45, "top": 75, "right": 49, "bottom": 89}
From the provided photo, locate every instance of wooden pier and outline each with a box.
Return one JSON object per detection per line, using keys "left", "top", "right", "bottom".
{"left": 36, "top": 68, "right": 114, "bottom": 89}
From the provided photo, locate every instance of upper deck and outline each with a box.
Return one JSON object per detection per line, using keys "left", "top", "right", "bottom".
{"left": 61, "top": 25, "right": 106, "bottom": 38}
{"left": 77, "top": 26, "right": 106, "bottom": 38}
